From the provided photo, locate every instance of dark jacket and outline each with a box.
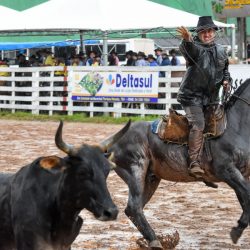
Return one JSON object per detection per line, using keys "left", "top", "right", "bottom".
{"left": 161, "top": 57, "right": 171, "bottom": 66}
{"left": 177, "top": 37, "right": 230, "bottom": 107}
{"left": 126, "top": 58, "right": 136, "bottom": 66}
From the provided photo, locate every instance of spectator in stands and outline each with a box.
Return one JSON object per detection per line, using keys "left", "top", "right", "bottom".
{"left": 63, "top": 53, "right": 72, "bottom": 66}
{"left": 44, "top": 50, "right": 55, "bottom": 66}
{"left": 132, "top": 52, "right": 138, "bottom": 65}
{"left": 135, "top": 51, "right": 148, "bottom": 66}
{"left": 92, "top": 54, "right": 102, "bottom": 66}
{"left": 15, "top": 54, "right": 30, "bottom": 78}
{"left": 154, "top": 47, "right": 163, "bottom": 65}
{"left": 35, "top": 50, "right": 44, "bottom": 65}
{"left": 125, "top": 50, "right": 136, "bottom": 66}
{"left": 147, "top": 54, "right": 158, "bottom": 66}
{"left": 29, "top": 55, "right": 40, "bottom": 67}
{"left": 160, "top": 52, "right": 171, "bottom": 77}
{"left": 109, "top": 51, "right": 119, "bottom": 66}
{"left": 71, "top": 55, "right": 81, "bottom": 66}
{"left": 78, "top": 52, "right": 87, "bottom": 65}
{"left": 86, "top": 51, "right": 96, "bottom": 66}
{"left": 0, "top": 59, "right": 10, "bottom": 87}
{"left": 0, "top": 59, "right": 10, "bottom": 77}
{"left": 17, "top": 54, "right": 30, "bottom": 67}
{"left": 170, "top": 49, "right": 181, "bottom": 66}
{"left": 161, "top": 52, "right": 171, "bottom": 66}
{"left": 54, "top": 57, "right": 66, "bottom": 76}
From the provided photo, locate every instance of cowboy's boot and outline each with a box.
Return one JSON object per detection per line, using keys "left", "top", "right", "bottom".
{"left": 188, "top": 129, "right": 205, "bottom": 178}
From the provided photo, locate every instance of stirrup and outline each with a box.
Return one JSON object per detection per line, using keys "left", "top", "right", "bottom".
{"left": 189, "top": 161, "right": 205, "bottom": 178}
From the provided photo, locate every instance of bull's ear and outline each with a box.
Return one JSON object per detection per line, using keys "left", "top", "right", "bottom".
{"left": 39, "top": 156, "right": 66, "bottom": 171}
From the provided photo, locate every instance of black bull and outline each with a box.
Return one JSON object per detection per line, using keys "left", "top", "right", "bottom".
{"left": 0, "top": 120, "right": 130, "bottom": 250}
{"left": 109, "top": 79, "right": 250, "bottom": 249}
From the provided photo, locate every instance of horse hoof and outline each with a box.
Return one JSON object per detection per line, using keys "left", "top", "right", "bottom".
{"left": 149, "top": 240, "right": 163, "bottom": 249}
{"left": 230, "top": 226, "right": 243, "bottom": 244}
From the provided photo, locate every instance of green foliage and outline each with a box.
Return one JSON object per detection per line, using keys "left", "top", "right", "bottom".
{"left": 0, "top": 111, "right": 159, "bottom": 124}
{"left": 212, "top": 1, "right": 224, "bottom": 14}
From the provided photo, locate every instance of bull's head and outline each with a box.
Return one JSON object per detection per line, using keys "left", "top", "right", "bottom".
{"left": 55, "top": 119, "right": 131, "bottom": 156}
{"left": 54, "top": 120, "right": 130, "bottom": 221}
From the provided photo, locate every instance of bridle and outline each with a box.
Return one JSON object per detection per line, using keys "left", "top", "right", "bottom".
{"left": 231, "top": 94, "right": 250, "bottom": 106}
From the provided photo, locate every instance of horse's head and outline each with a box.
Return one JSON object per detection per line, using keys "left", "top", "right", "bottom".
{"left": 225, "top": 78, "right": 250, "bottom": 110}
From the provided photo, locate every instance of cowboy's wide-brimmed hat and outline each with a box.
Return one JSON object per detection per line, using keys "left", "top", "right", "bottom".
{"left": 190, "top": 16, "right": 219, "bottom": 32}
{"left": 154, "top": 47, "right": 162, "bottom": 52}
{"left": 137, "top": 51, "right": 146, "bottom": 58}
{"left": 147, "top": 54, "right": 156, "bottom": 60}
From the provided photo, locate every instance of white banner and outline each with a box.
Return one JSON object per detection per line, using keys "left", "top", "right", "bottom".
{"left": 71, "top": 71, "right": 159, "bottom": 102}
{"left": 229, "top": 65, "right": 250, "bottom": 85}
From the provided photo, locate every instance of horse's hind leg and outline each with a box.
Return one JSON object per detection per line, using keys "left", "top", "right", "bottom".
{"left": 214, "top": 162, "right": 250, "bottom": 243}
{"left": 116, "top": 162, "right": 162, "bottom": 249}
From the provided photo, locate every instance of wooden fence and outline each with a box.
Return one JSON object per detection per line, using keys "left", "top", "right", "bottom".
{"left": 0, "top": 66, "right": 186, "bottom": 117}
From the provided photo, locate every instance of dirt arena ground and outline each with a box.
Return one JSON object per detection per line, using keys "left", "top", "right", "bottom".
{"left": 0, "top": 120, "right": 249, "bottom": 250}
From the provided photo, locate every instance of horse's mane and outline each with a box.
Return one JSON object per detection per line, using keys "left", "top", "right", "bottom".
{"left": 225, "top": 79, "right": 250, "bottom": 110}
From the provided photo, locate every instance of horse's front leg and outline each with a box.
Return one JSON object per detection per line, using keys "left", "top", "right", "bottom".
{"left": 115, "top": 161, "right": 162, "bottom": 249}
{"left": 230, "top": 190, "right": 249, "bottom": 244}
{"left": 214, "top": 161, "right": 250, "bottom": 244}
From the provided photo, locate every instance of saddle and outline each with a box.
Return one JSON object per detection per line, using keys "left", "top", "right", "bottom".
{"left": 153, "top": 105, "right": 227, "bottom": 144}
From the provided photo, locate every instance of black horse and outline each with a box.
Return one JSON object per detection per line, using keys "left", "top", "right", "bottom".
{"left": 108, "top": 78, "right": 250, "bottom": 249}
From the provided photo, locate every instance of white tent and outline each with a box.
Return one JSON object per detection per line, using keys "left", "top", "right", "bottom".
{"left": 0, "top": 0, "right": 235, "bottom": 62}
{"left": 0, "top": 6, "right": 22, "bottom": 31}
{"left": 8, "top": 0, "right": 233, "bottom": 32}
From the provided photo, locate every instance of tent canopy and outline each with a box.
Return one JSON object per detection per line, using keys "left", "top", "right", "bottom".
{"left": 0, "top": 0, "right": 235, "bottom": 62}
{"left": 0, "top": 0, "right": 233, "bottom": 35}
{"left": 0, "top": 40, "right": 100, "bottom": 51}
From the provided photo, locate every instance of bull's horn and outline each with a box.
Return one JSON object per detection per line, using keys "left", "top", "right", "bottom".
{"left": 108, "top": 152, "right": 117, "bottom": 170}
{"left": 99, "top": 120, "right": 131, "bottom": 152}
{"left": 109, "top": 160, "right": 117, "bottom": 170}
{"left": 55, "top": 121, "right": 75, "bottom": 155}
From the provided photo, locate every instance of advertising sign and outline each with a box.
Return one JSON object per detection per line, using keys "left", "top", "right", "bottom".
{"left": 71, "top": 71, "right": 159, "bottom": 103}
{"left": 212, "top": 0, "right": 250, "bottom": 18}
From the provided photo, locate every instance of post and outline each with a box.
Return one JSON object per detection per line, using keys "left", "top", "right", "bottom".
{"left": 32, "top": 71, "right": 40, "bottom": 115}
{"left": 102, "top": 31, "right": 108, "bottom": 66}
{"left": 237, "top": 17, "right": 246, "bottom": 62}
{"left": 231, "top": 24, "right": 236, "bottom": 59}
{"left": 79, "top": 31, "right": 84, "bottom": 53}
{"left": 102, "top": 31, "right": 109, "bottom": 116}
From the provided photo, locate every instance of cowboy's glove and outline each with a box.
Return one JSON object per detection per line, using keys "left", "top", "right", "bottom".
{"left": 223, "top": 80, "right": 230, "bottom": 92}
{"left": 176, "top": 26, "right": 193, "bottom": 42}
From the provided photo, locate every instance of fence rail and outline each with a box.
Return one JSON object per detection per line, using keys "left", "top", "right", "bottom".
{"left": 0, "top": 65, "right": 187, "bottom": 117}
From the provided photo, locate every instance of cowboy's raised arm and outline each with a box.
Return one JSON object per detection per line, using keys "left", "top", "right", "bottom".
{"left": 177, "top": 26, "right": 199, "bottom": 62}
{"left": 176, "top": 26, "right": 193, "bottom": 42}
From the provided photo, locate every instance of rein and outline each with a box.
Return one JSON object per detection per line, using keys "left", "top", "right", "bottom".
{"left": 232, "top": 94, "right": 250, "bottom": 106}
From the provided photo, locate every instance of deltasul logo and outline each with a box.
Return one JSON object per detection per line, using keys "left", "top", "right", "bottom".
{"left": 106, "top": 74, "right": 115, "bottom": 85}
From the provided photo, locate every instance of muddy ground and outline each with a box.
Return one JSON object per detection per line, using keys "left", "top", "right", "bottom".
{"left": 0, "top": 120, "right": 249, "bottom": 250}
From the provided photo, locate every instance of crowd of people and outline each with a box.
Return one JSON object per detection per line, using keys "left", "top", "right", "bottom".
{"left": 125, "top": 48, "right": 181, "bottom": 67}
{"left": 0, "top": 47, "right": 181, "bottom": 70}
